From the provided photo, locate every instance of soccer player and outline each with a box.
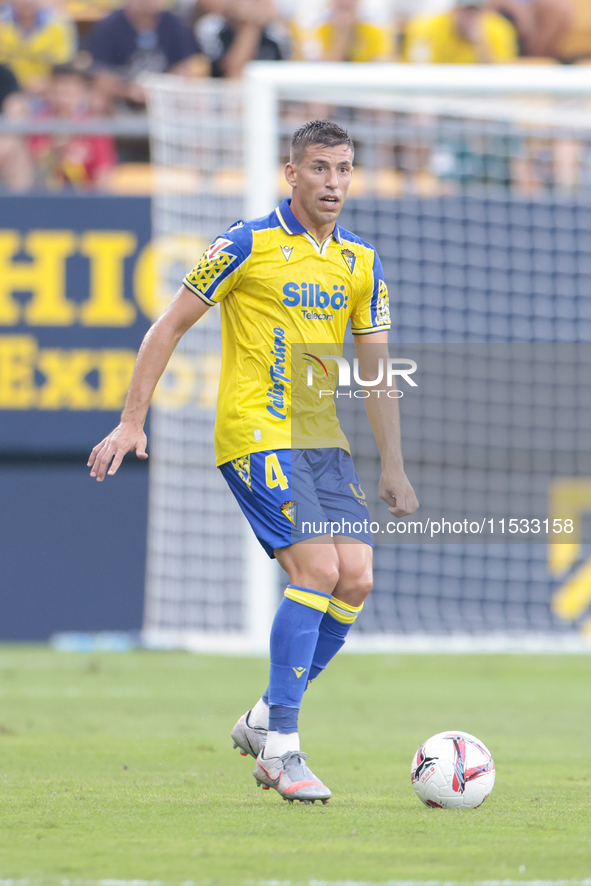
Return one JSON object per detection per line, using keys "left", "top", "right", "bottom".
{"left": 88, "top": 120, "right": 418, "bottom": 804}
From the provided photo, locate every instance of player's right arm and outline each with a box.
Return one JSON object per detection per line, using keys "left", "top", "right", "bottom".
{"left": 90, "top": 221, "right": 252, "bottom": 481}
{"left": 88, "top": 285, "right": 210, "bottom": 482}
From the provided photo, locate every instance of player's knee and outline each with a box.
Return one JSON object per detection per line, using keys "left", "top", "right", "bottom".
{"left": 306, "top": 561, "right": 340, "bottom": 595}
{"left": 355, "top": 569, "right": 374, "bottom": 601}
{"left": 338, "top": 564, "right": 373, "bottom": 601}
{"left": 291, "top": 555, "right": 339, "bottom": 596}
{"left": 278, "top": 544, "right": 340, "bottom": 595}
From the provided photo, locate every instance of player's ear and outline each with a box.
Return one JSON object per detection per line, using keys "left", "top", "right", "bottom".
{"left": 285, "top": 161, "right": 297, "bottom": 188}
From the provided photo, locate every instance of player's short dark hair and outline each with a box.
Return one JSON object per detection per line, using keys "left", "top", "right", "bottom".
{"left": 290, "top": 120, "right": 354, "bottom": 164}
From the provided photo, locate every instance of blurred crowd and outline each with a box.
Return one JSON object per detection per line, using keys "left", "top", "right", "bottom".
{"left": 0, "top": 0, "right": 587, "bottom": 191}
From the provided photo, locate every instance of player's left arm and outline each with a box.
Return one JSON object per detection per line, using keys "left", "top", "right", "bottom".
{"left": 350, "top": 246, "right": 418, "bottom": 518}
{"left": 354, "top": 331, "right": 418, "bottom": 518}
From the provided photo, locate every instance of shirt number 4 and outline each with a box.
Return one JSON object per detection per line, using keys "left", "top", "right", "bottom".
{"left": 265, "top": 453, "right": 289, "bottom": 491}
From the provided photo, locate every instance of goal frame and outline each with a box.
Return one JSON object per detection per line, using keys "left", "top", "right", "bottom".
{"left": 241, "top": 63, "right": 591, "bottom": 655}
{"left": 244, "top": 62, "right": 591, "bottom": 219}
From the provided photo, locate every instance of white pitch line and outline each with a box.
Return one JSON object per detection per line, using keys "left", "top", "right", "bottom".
{"left": 250, "top": 880, "right": 591, "bottom": 886}
{"left": 2, "top": 880, "right": 591, "bottom": 886}
{"left": 256, "top": 881, "right": 591, "bottom": 886}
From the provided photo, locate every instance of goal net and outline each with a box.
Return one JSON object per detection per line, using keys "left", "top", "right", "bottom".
{"left": 143, "top": 64, "right": 591, "bottom": 653}
{"left": 141, "top": 79, "right": 276, "bottom": 653}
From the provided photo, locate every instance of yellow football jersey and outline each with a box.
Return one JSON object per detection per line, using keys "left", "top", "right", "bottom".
{"left": 403, "top": 11, "right": 517, "bottom": 65}
{"left": 183, "top": 199, "right": 391, "bottom": 466}
{"left": 0, "top": 6, "right": 76, "bottom": 86}
{"left": 292, "top": 19, "right": 394, "bottom": 62}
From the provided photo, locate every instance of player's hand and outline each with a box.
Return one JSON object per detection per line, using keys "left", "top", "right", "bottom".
{"left": 379, "top": 467, "right": 419, "bottom": 518}
{"left": 88, "top": 422, "right": 148, "bottom": 482}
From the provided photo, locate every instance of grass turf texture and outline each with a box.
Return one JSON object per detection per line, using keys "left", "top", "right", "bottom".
{"left": 0, "top": 648, "right": 589, "bottom": 882}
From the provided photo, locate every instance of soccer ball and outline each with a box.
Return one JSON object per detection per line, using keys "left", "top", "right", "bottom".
{"left": 410, "top": 730, "right": 495, "bottom": 809}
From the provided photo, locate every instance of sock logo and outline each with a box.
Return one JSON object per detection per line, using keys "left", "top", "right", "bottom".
{"left": 293, "top": 667, "right": 306, "bottom": 679}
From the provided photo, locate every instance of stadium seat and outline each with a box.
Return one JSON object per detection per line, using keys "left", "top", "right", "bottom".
{"left": 105, "top": 163, "right": 201, "bottom": 195}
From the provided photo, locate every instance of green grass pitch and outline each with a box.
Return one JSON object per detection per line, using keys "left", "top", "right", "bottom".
{"left": 0, "top": 646, "right": 590, "bottom": 883}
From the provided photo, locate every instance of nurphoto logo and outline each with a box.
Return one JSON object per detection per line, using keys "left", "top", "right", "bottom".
{"left": 304, "top": 354, "right": 418, "bottom": 399}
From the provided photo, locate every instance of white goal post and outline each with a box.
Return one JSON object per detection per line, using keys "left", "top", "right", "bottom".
{"left": 142, "top": 64, "right": 591, "bottom": 655}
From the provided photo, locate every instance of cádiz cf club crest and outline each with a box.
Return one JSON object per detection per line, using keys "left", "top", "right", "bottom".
{"left": 341, "top": 248, "right": 356, "bottom": 274}
{"left": 280, "top": 500, "right": 298, "bottom": 526}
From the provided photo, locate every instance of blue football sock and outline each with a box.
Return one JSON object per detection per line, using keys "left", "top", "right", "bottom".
{"left": 261, "top": 596, "right": 365, "bottom": 715}
{"left": 308, "top": 597, "right": 364, "bottom": 682}
{"left": 267, "top": 585, "right": 331, "bottom": 734}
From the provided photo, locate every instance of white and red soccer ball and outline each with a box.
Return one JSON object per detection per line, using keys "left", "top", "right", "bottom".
{"left": 411, "top": 730, "right": 495, "bottom": 809}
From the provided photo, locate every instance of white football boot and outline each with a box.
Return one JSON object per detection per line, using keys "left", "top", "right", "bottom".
{"left": 231, "top": 710, "right": 267, "bottom": 759}
{"left": 253, "top": 750, "right": 332, "bottom": 804}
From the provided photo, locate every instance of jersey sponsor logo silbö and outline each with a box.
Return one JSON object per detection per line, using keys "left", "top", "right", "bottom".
{"left": 267, "top": 326, "right": 290, "bottom": 420}
{"left": 282, "top": 282, "right": 348, "bottom": 320}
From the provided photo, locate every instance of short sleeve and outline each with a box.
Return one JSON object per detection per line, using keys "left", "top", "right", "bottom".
{"left": 90, "top": 13, "right": 125, "bottom": 66}
{"left": 52, "top": 19, "right": 77, "bottom": 65}
{"left": 350, "top": 249, "right": 391, "bottom": 335}
{"left": 159, "top": 12, "right": 200, "bottom": 66}
{"left": 183, "top": 221, "right": 252, "bottom": 306}
{"left": 403, "top": 17, "right": 435, "bottom": 64}
{"left": 353, "top": 23, "right": 394, "bottom": 62}
{"left": 487, "top": 15, "right": 518, "bottom": 62}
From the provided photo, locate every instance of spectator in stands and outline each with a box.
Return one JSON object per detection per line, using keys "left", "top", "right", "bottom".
{"left": 0, "top": 0, "right": 76, "bottom": 91}
{"left": 196, "top": 0, "right": 287, "bottom": 78}
{"left": 554, "top": 0, "right": 591, "bottom": 62}
{"left": 27, "top": 64, "right": 117, "bottom": 190}
{"left": 90, "top": 0, "right": 208, "bottom": 106}
{"left": 488, "top": 0, "right": 572, "bottom": 58}
{"left": 0, "top": 58, "right": 17, "bottom": 105}
{"left": 0, "top": 61, "right": 32, "bottom": 190}
{"left": 291, "top": 0, "right": 395, "bottom": 62}
{"left": 404, "top": 0, "right": 518, "bottom": 63}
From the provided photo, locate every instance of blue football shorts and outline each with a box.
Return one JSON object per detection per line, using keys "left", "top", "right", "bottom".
{"left": 219, "top": 448, "right": 373, "bottom": 558}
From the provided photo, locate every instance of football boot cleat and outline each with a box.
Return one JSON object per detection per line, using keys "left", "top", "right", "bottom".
{"left": 231, "top": 710, "right": 267, "bottom": 759}
{"left": 253, "top": 750, "right": 331, "bottom": 803}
